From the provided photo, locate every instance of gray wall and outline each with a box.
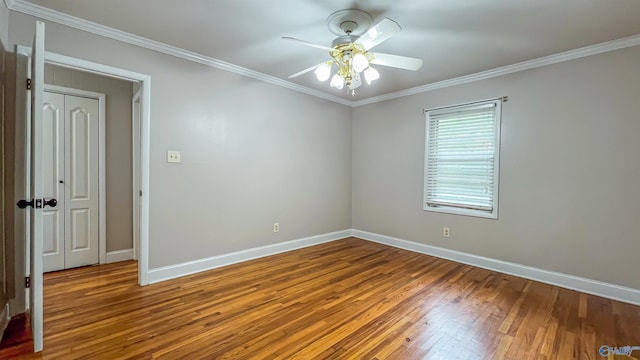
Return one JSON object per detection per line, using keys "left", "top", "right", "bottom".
{"left": 44, "top": 64, "right": 134, "bottom": 252}
{"left": 10, "top": 12, "right": 353, "bottom": 269}
{"left": 352, "top": 45, "right": 640, "bottom": 290}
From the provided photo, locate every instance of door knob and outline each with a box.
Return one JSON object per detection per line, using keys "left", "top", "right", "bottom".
{"left": 16, "top": 199, "right": 35, "bottom": 209}
{"left": 43, "top": 198, "right": 57, "bottom": 208}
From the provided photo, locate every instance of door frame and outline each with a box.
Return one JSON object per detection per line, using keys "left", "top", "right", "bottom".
{"left": 16, "top": 45, "right": 151, "bottom": 287}
{"left": 43, "top": 85, "right": 107, "bottom": 266}
{"left": 132, "top": 89, "right": 141, "bottom": 261}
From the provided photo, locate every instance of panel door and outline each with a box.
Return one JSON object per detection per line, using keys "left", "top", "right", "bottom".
{"left": 64, "top": 95, "right": 100, "bottom": 269}
{"left": 42, "top": 92, "right": 65, "bottom": 272}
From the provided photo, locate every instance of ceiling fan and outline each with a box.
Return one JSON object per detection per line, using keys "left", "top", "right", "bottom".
{"left": 283, "top": 9, "right": 423, "bottom": 95}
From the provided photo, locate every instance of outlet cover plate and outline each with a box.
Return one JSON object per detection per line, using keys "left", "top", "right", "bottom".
{"left": 167, "top": 150, "right": 181, "bottom": 163}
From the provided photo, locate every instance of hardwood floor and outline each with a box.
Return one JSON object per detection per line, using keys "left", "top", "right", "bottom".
{"left": 1, "top": 237, "right": 639, "bottom": 359}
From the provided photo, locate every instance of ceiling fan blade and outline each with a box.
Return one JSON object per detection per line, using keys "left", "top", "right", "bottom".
{"left": 288, "top": 62, "right": 328, "bottom": 79}
{"left": 371, "top": 52, "right": 423, "bottom": 71}
{"left": 355, "top": 18, "right": 401, "bottom": 51}
{"left": 282, "top": 36, "right": 332, "bottom": 51}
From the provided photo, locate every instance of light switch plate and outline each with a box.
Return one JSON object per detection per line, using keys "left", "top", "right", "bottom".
{"left": 167, "top": 150, "right": 181, "bottom": 163}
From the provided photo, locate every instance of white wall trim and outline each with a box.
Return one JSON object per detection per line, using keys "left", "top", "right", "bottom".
{"left": 43, "top": 84, "right": 108, "bottom": 266}
{"left": 352, "top": 229, "right": 640, "bottom": 306}
{"left": 5, "top": 0, "right": 352, "bottom": 107}
{"left": 148, "top": 230, "right": 352, "bottom": 284}
{"left": 105, "top": 249, "right": 134, "bottom": 264}
{"left": 120, "top": 227, "right": 640, "bottom": 305}
{"left": 131, "top": 89, "right": 141, "bottom": 261}
{"left": 351, "top": 33, "right": 640, "bottom": 107}
{"left": 7, "top": 0, "right": 640, "bottom": 108}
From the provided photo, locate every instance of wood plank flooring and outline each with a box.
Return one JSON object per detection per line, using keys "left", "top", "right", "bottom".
{"left": 1, "top": 237, "right": 639, "bottom": 359}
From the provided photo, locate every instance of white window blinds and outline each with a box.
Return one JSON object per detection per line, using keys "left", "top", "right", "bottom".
{"left": 424, "top": 99, "right": 501, "bottom": 217}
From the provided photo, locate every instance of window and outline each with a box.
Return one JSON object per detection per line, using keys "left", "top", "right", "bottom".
{"left": 424, "top": 98, "right": 502, "bottom": 218}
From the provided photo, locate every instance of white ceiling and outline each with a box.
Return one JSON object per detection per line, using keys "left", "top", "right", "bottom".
{"left": 20, "top": 0, "right": 640, "bottom": 101}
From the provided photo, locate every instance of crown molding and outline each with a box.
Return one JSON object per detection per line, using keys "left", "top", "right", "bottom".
{"left": 5, "top": 0, "right": 353, "bottom": 106}
{"left": 352, "top": 32, "right": 640, "bottom": 107}
{"left": 7, "top": 0, "right": 640, "bottom": 108}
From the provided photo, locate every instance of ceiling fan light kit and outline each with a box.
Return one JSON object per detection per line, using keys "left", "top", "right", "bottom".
{"left": 284, "top": 9, "right": 423, "bottom": 96}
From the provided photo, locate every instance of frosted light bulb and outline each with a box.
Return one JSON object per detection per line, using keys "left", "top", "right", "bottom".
{"left": 314, "top": 63, "right": 331, "bottom": 81}
{"left": 364, "top": 67, "right": 380, "bottom": 84}
{"left": 352, "top": 53, "right": 369, "bottom": 73}
{"left": 330, "top": 74, "right": 344, "bottom": 89}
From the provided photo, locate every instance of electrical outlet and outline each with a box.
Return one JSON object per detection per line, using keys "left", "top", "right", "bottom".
{"left": 273, "top": 223, "right": 280, "bottom": 233}
{"left": 167, "top": 150, "right": 181, "bottom": 163}
{"left": 443, "top": 227, "right": 450, "bottom": 238}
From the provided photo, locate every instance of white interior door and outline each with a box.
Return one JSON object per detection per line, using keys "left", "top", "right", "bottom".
{"left": 64, "top": 95, "right": 100, "bottom": 268}
{"left": 42, "top": 92, "right": 100, "bottom": 272}
{"left": 42, "top": 92, "right": 65, "bottom": 272}
{"left": 30, "top": 20, "right": 46, "bottom": 353}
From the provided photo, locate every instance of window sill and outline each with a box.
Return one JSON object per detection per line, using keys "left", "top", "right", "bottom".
{"left": 423, "top": 204, "right": 498, "bottom": 219}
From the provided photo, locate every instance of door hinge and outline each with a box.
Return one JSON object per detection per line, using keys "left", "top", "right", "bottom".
{"left": 26, "top": 78, "right": 32, "bottom": 90}
{"left": 25, "top": 276, "right": 31, "bottom": 288}
{"left": 139, "top": 190, "right": 142, "bottom": 197}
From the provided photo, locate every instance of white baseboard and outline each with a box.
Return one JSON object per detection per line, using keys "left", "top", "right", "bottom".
{"left": 8, "top": 298, "right": 25, "bottom": 317}
{"left": 148, "top": 230, "right": 352, "bottom": 284}
{"left": 105, "top": 249, "right": 134, "bottom": 264}
{"left": 352, "top": 229, "right": 640, "bottom": 306}
{"left": 143, "top": 227, "right": 640, "bottom": 305}
{"left": 0, "top": 303, "right": 10, "bottom": 342}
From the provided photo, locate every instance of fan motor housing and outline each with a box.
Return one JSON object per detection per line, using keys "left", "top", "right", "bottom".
{"left": 332, "top": 35, "right": 359, "bottom": 48}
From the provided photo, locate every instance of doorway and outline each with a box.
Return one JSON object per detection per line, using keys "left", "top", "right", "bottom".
{"left": 15, "top": 46, "right": 151, "bottom": 286}
{"left": 41, "top": 62, "right": 140, "bottom": 272}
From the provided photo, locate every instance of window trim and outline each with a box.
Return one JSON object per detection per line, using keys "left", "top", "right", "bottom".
{"left": 423, "top": 98, "right": 503, "bottom": 219}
